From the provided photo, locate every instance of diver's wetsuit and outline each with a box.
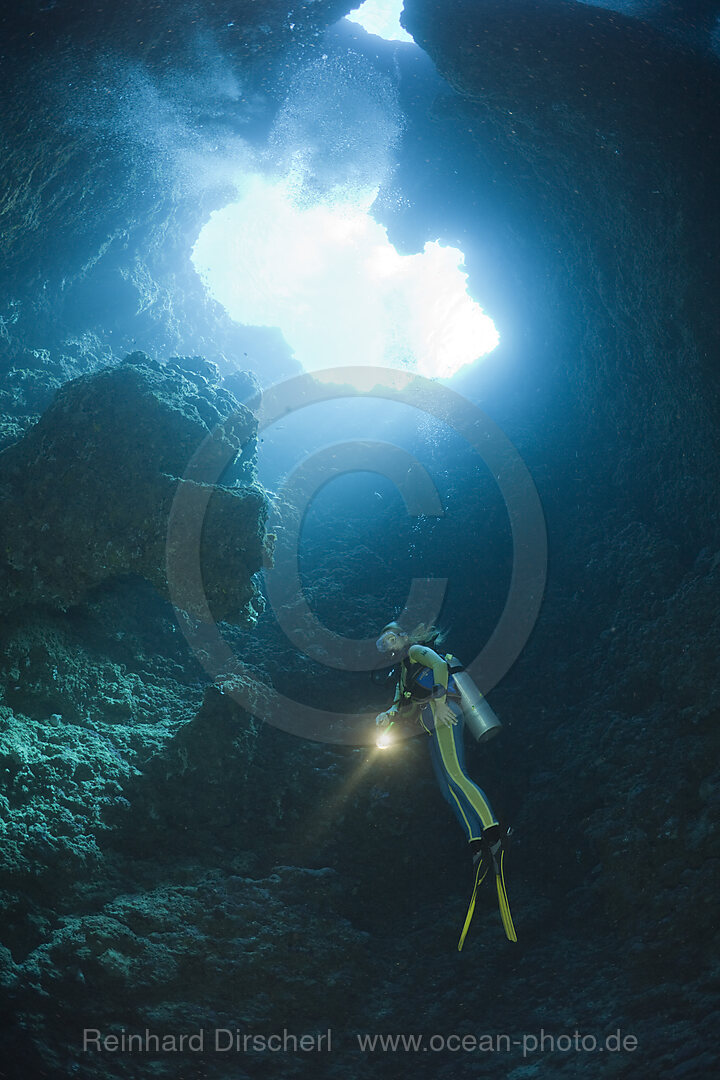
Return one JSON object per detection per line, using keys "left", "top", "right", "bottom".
{"left": 398, "top": 652, "right": 498, "bottom": 842}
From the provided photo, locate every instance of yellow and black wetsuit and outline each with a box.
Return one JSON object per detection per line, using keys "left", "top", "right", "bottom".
{"left": 393, "top": 644, "right": 498, "bottom": 842}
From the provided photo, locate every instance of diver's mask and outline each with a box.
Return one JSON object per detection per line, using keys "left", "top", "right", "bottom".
{"left": 375, "top": 623, "right": 406, "bottom": 654}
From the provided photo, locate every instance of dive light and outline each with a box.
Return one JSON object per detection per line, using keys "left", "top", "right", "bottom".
{"left": 376, "top": 720, "right": 395, "bottom": 749}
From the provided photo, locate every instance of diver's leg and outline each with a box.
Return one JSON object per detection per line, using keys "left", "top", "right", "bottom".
{"left": 435, "top": 715, "right": 518, "bottom": 943}
{"left": 427, "top": 717, "right": 492, "bottom": 840}
{"left": 435, "top": 719, "right": 498, "bottom": 835}
{"left": 427, "top": 723, "right": 472, "bottom": 834}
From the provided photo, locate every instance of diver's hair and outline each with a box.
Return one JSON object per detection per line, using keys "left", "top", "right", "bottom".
{"left": 403, "top": 622, "right": 446, "bottom": 648}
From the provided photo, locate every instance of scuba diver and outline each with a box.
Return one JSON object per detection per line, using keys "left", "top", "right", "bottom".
{"left": 375, "top": 621, "right": 517, "bottom": 947}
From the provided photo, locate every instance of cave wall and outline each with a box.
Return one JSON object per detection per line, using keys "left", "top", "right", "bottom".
{"left": 397, "top": 1, "right": 720, "bottom": 1063}
{"left": 403, "top": 0, "right": 720, "bottom": 530}
{"left": 0, "top": 1, "right": 719, "bottom": 1077}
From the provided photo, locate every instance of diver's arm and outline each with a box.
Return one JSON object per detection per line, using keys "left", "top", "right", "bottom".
{"left": 375, "top": 675, "right": 403, "bottom": 726}
{"left": 407, "top": 644, "right": 457, "bottom": 727}
{"left": 388, "top": 675, "right": 403, "bottom": 714}
{"left": 407, "top": 645, "right": 449, "bottom": 699}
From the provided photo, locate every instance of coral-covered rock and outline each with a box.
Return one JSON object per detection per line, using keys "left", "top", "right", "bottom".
{"left": 0, "top": 354, "right": 266, "bottom": 622}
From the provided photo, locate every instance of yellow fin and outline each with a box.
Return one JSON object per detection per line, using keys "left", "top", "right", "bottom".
{"left": 495, "top": 849, "right": 518, "bottom": 942}
{"left": 457, "top": 859, "right": 488, "bottom": 951}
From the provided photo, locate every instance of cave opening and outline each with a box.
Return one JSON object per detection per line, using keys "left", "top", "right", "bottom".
{"left": 347, "top": 0, "right": 415, "bottom": 42}
{"left": 191, "top": 170, "right": 500, "bottom": 388}
{"left": 189, "top": 6, "right": 500, "bottom": 390}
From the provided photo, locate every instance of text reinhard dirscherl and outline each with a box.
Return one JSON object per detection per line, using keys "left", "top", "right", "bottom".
{"left": 83, "top": 1029, "right": 332, "bottom": 1053}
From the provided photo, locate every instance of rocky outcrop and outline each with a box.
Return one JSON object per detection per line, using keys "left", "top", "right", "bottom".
{"left": 0, "top": 353, "right": 266, "bottom": 622}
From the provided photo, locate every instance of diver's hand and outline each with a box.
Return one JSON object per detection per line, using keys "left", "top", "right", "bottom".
{"left": 375, "top": 711, "right": 394, "bottom": 727}
{"left": 433, "top": 700, "right": 458, "bottom": 728}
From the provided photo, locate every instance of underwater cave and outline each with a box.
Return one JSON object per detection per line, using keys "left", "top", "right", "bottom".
{"left": 1, "top": 0, "right": 719, "bottom": 1076}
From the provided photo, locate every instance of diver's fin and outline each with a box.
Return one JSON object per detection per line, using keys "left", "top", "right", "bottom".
{"left": 457, "top": 857, "right": 488, "bottom": 951}
{"left": 493, "top": 848, "right": 518, "bottom": 943}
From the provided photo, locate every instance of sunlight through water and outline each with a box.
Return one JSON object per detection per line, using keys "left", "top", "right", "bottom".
{"left": 346, "top": 0, "right": 415, "bottom": 43}
{"left": 192, "top": 174, "right": 499, "bottom": 389}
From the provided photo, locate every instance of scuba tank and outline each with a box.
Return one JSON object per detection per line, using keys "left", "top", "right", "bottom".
{"left": 446, "top": 656, "right": 503, "bottom": 743}
{"left": 453, "top": 672, "right": 503, "bottom": 742}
